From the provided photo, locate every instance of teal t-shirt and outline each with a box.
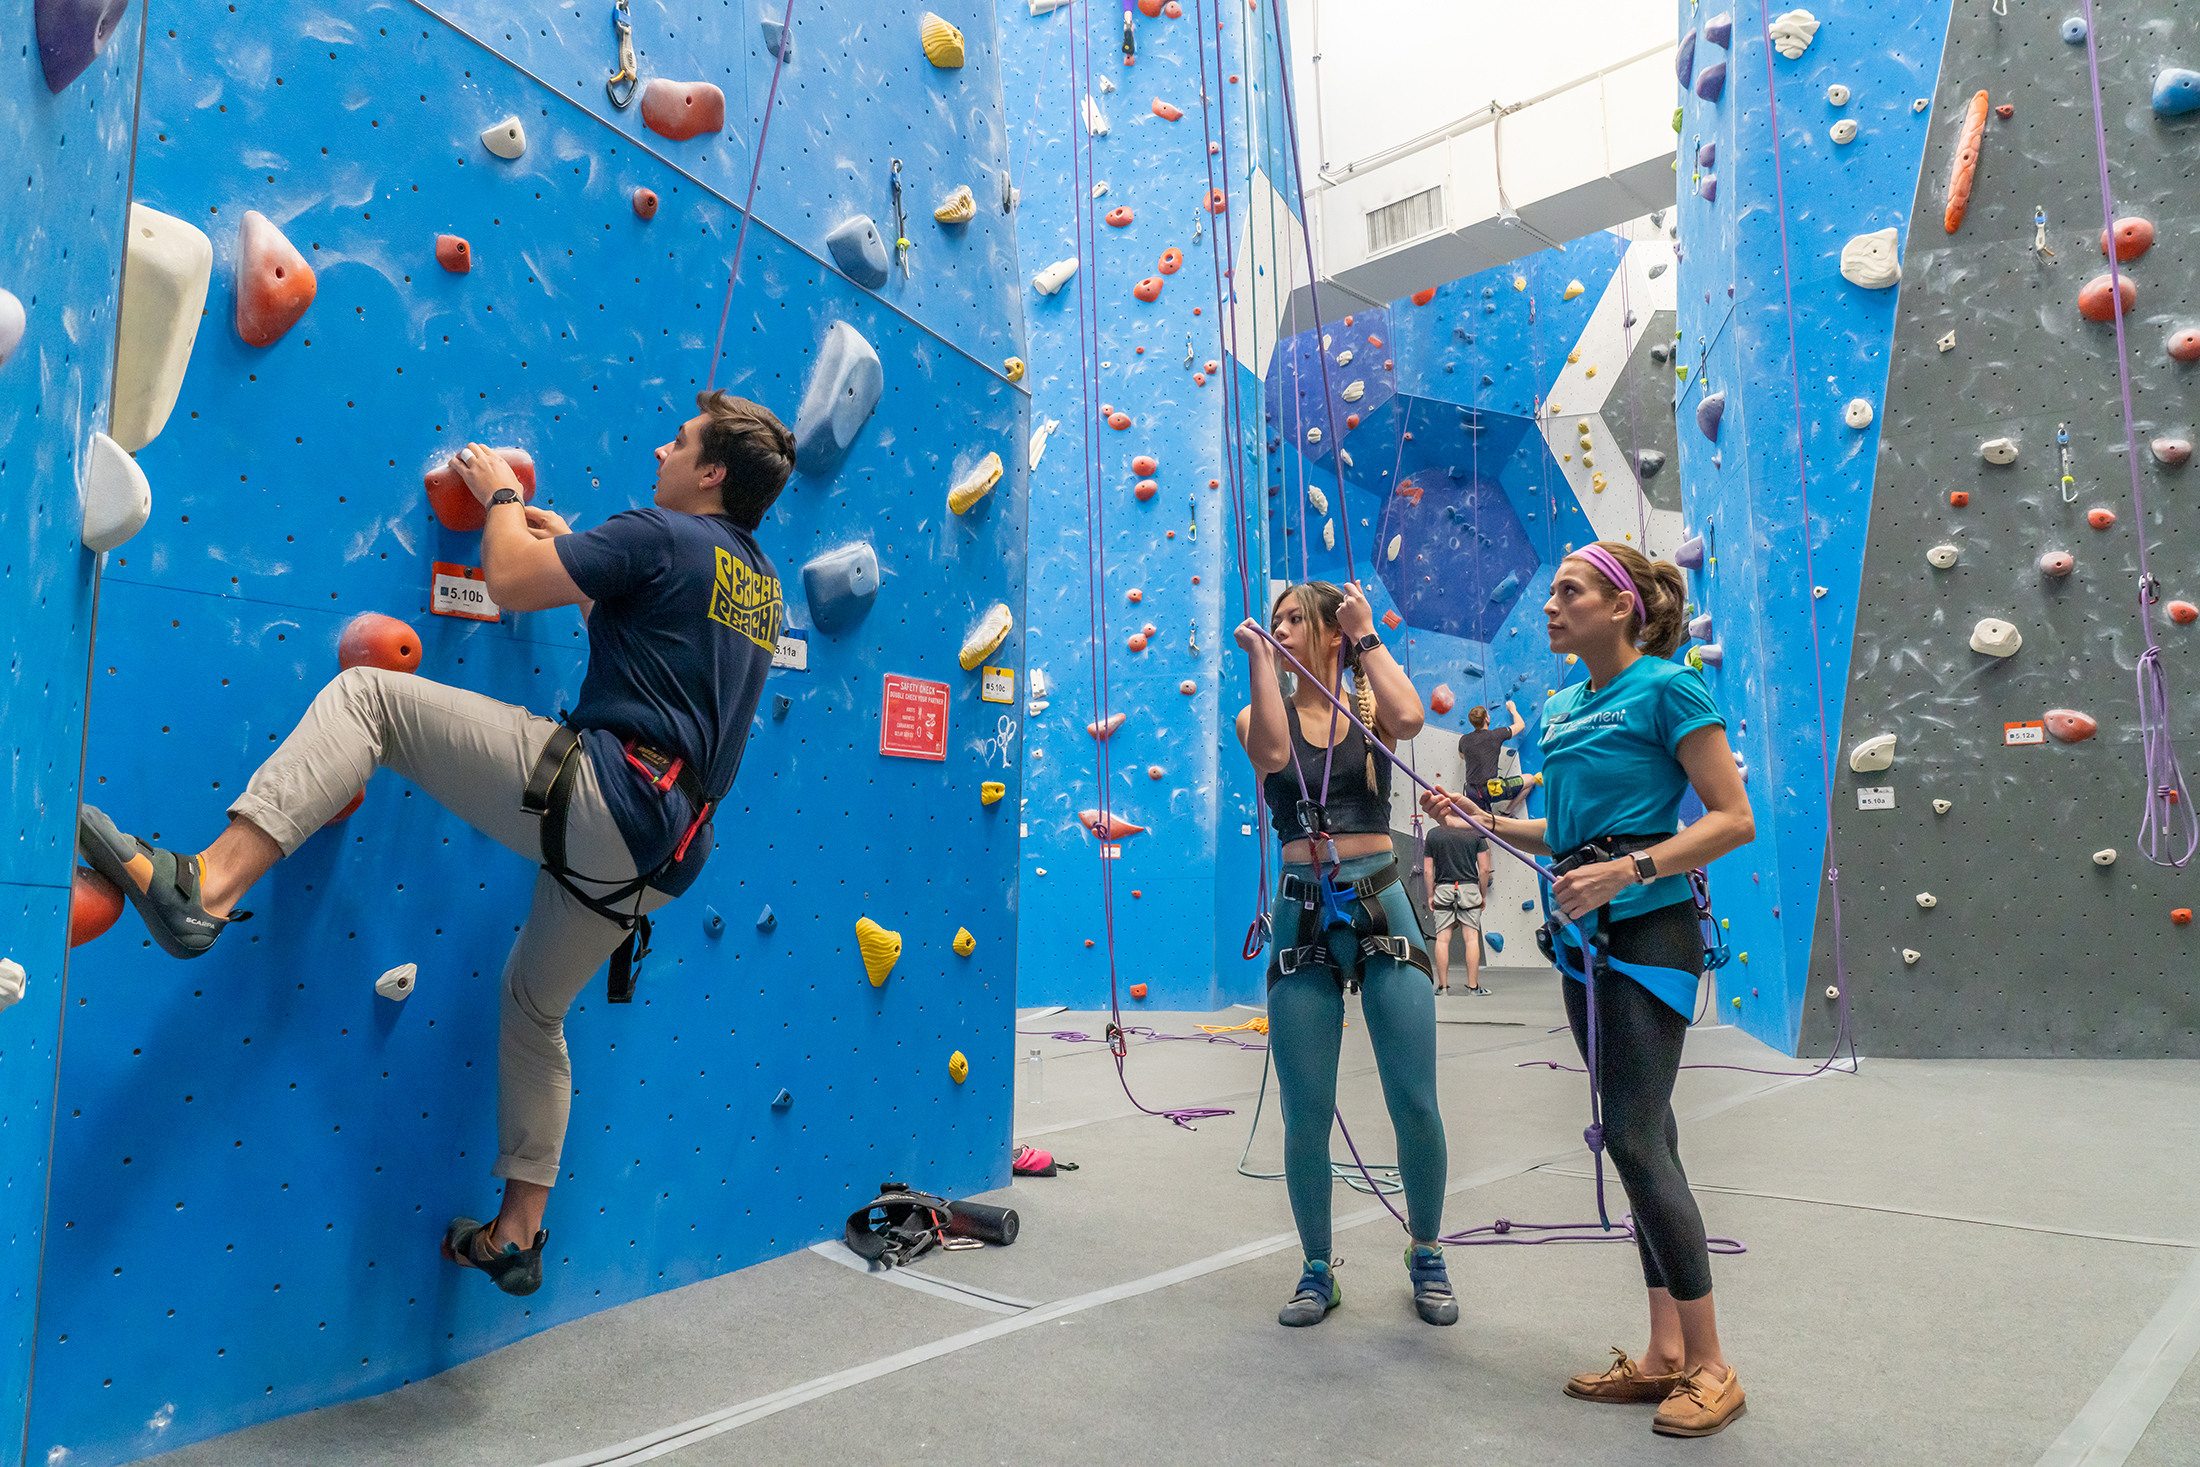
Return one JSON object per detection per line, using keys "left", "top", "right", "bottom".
{"left": 1537, "top": 655, "right": 1724, "bottom": 922}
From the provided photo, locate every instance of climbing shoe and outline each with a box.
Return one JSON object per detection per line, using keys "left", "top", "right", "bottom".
{"left": 1653, "top": 1364, "right": 1747, "bottom": 1437}
{"left": 77, "top": 804, "right": 247, "bottom": 960}
{"left": 1405, "top": 1243, "right": 1458, "bottom": 1326}
{"left": 441, "top": 1216, "right": 546, "bottom": 1297}
{"left": 1277, "top": 1257, "right": 1341, "bottom": 1327}
{"left": 1565, "top": 1346, "right": 1687, "bottom": 1404}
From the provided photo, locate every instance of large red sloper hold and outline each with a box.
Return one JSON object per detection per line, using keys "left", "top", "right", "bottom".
{"left": 425, "top": 447, "right": 537, "bottom": 531}
{"left": 69, "top": 866, "right": 123, "bottom": 948}
{"left": 1078, "top": 810, "right": 1147, "bottom": 840}
{"left": 1942, "top": 90, "right": 1990, "bottom": 234}
{"left": 234, "top": 209, "right": 317, "bottom": 347}
{"left": 640, "top": 78, "right": 727, "bottom": 141}
{"left": 338, "top": 612, "right": 424, "bottom": 673}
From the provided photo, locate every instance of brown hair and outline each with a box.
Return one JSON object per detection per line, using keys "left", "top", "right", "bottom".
{"left": 1468, "top": 705, "right": 1489, "bottom": 729}
{"left": 1568, "top": 541, "right": 1688, "bottom": 658}
{"left": 1270, "top": 581, "right": 1388, "bottom": 788}
{"left": 694, "top": 390, "right": 797, "bottom": 530}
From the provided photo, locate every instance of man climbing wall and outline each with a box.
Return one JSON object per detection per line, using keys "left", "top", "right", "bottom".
{"left": 75, "top": 391, "right": 793, "bottom": 1296}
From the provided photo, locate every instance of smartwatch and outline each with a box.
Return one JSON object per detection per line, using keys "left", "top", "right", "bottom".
{"left": 1630, "top": 851, "right": 1658, "bottom": 884}
{"left": 1353, "top": 633, "right": 1382, "bottom": 656}
{"left": 489, "top": 487, "right": 523, "bottom": 507}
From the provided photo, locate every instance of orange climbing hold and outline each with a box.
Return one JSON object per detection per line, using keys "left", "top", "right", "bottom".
{"left": 1106, "top": 206, "right": 1135, "bottom": 227}
{"left": 1147, "top": 765, "right": 1164, "bottom": 779}
{"left": 632, "top": 188, "right": 658, "bottom": 220}
{"left": 2101, "top": 217, "right": 2155, "bottom": 261}
{"left": 426, "top": 447, "right": 536, "bottom": 532}
{"left": 1366, "top": 334, "right": 1384, "bottom": 347}
{"left": 1382, "top": 610, "right": 1404, "bottom": 630}
{"left": 1079, "top": 811, "right": 1148, "bottom": 840}
{"left": 1127, "top": 632, "right": 1148, "bottom": 651}
{"left": 2079, "top": 273, "right": 2137, "bottom": 322}
{"left": 1132, "top": 454, "right": 1159, "bottom": 476}
{"left": 2044, "top": 708, "right": 2098, "bottom": 743}
{"left": 338, "top": 612, "right": 423, "bottom": 674}
{"left": 2170, "top": 601, "right": 2199, "bottom": 625}
{"left": 1158, "top": 248, "right": 1183, "bottom": 274}
{"left": 1345, "top": 413, "right": 1360, "bottom": 429}
{"left": 1194, "top": 373, "right": 1206, "bottom": 385}
{"left": 2168, "top": 328, "right": 2200, "bottom": 362}
{"left": 1410, "top": 287, "right": 1437, "bottom": 306}
{"left": 1109, "top": 412, "right": 1132, "bottom": 430}
{"left": 1205, "top": 189, "right": 1226, "bottom": 213}
{"left": 324, "top": 790, "right": 365, "bottom": 827}
{"left": 1164, "top": 0, "right": 1182, "bottom": 14}
{"left": 1138, "top": 0, "right": 1163, "bottom": 14}
{"left": 1428, "top": 684, "right": 1455, "bottom": 715}
{"left": 1130, "top": 983, "right": 1149, "bottom": 999}
{"left": 1133, "top": 277, "right": 1163, "bottom": 302}
{"left": 2176, "top": 909, "right": 2193, "bottom": 926}
{"left": 1152, "top": 98, "right": 1183, "bottom": 121}
{"left": 435, "top": 235, "right": 472, "bottom": 273}
{"left": 2088, "top": 506, "right": 2117, "bottom": 529}
{"left": 1943, "top": 90, "right": 1989, "bottom": 233}
{"left": 1127, "top": 588, "right": 1143, "bottom": 603}
{"left": 1949, "top": 491, "right": 1970, "bottom": 507}
{"left": 1134, "top": 479, "right": 1158, "bottom": 500}
{"left": 640, "top": 78, "right": 727, "bottom": 141}
{"left": 69, "top": 867, "right": 123, "bottom": 948}
{"left": 234, "top": 210, "right": 316, "bottom": 348}
{"left": 1397, "top": 482, "right": 1424, "bottom": 506}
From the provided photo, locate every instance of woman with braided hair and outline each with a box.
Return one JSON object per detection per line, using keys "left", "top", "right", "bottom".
{"left": 1233, "top": 580, "right": 1454, "bottom": 1331}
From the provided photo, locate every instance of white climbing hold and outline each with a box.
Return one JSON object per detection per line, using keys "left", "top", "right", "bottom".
{"left": 1969, "top": 618, "right": 2022, "bottom": 657}
{"left": 0, "top": 287, "right": 22, "bottom": 368}
{"left": 1306, "top": 427, "right": 1322, "bottom": 444}
{"left": 1844, "top": 398, "right": 1874, "bottom": 429}
{"left": 1335, "top": 349, "right": 1353, "bottom": 367}
{"left": 1090, "top": 181, "right": 1109, "bottom": 198}
{"left": 1825, "top": 984, "right": 1840, "bottom": 999}
{"left": 1831, "top": 119, "right": 1858, "bottom": 144}
{"left": 110, "top": 203, "right": 214, "bottom": 452}
{"left": 1341, "top": 380, "right": 1365, "bottom": 402}
{"left": 2093, "top": 848, "right": 2119, "bottom": 866}
{"left": 1030, "top": 418, "right": 1058, "bottom": 469}
{"left": 1338, "top": 449, "right": 1354, "bottom": 469}
{"left": 375, "top": 963, "right": 417, "bottom": 1001}
{"left": 1848, "top": 732, "right": 1896, "bottom": 772}
{"left": 1306, "top": 486, "right": 1328, "bottom": 515}
{"left": 1386, "top": 534, "right": 1402, "bottom": 562}
{"left": 1981, "top": 437, "right": 2018, "bottom": 465}
{"left": 1902, "top": 948, "right": 1921, "bottom": 964}
{"left": 1814, "top": 586, "right": 1828, "bottom": 598}
{"left": 1932, "top": 798, "right": 1952, "bottom": 814}
{"left": 1937, "top": 331, "right": 1956, "bottom": 352}
{"left": 1826, "top": 83, "right": 1850, "bottom": 106}
{"left": 1913, "top": 97, "right": 1930, "bottom": 113}
{"left": 1915, "top": 891, "right": 1938, "bottom": 909}
{"left": 1768, "top": 10, "right": 1819, "bottom": 58}
{"left": 480, "top": 116, "right": 528, "bottom": 159}
{"left": 82, "top": 431, "right": 151, "bottom": 553}
{"left": 1322, "top": 519, "right": 1335, "bottom": 550}
{"left": 1033, "top": 257, "right": 1079, "bottom": 295}
{"left": 0, "top": 959, "right": 22, "bottom": 1012}
{"left": 1081, "top": 94, "right": 1109, "bottom": 136}
{"left": 1838, "top": 228, "right": 1902, "bottom": 289}
{"left": 1926, "top": 543, "right": 1960, "bottom": 569}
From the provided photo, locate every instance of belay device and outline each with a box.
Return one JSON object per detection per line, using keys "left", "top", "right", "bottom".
{"left": 844, "top": 1182, "right": 1019, "bottom": 1268}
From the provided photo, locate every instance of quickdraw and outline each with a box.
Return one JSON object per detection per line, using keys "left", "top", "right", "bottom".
{"left": 605, "top": 0, "right": 638, "bottom": 109}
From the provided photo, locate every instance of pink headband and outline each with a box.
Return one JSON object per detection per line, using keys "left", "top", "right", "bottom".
{"left": 1568, "top": 544, "right": 1641, "bottom": 622}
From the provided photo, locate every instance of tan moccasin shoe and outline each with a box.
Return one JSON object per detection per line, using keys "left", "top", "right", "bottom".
{"left": 1653, "top": 1364, "right": 1747, "bottom": 1437}
{"left": 1564, "top": 1346, "right": 1688, "bottom": 1404}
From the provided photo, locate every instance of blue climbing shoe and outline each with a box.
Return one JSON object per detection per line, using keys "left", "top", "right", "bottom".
{"left": 1406, "top": 1243, "right": 1459, "bottom": 1325}
{"left": 441, "top": 1216, "right": 546, "bottom": 1297}
{"left": 76, "top": 804, "right": 247, "bottom": 960}
{"left": 1278, "top": 1258, "right": 1341, "bottom": 1327}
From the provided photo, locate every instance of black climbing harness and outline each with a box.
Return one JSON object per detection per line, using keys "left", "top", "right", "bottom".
{"left": 1531, "top": 834, "right": 1732, "bottom": 976}
{"left": 521, "top": 721, "right": 714, "bottom": 1002}
{"left": 843, "top": 1182, "right": 1019, "bottom": 1268}
{"left": 1268, "top": 798, "right": 1433, "bottom": 990}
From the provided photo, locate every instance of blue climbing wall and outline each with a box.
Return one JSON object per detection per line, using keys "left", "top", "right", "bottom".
{"left": 1007, "top": 0, "right": 1279, "bottom": 1012}
{"left": 32, "top": 4, "right": 1027, "bottom": 1462}
{"left": 1672, "top": 0, "right": 1954, "bottom": 1052}
{"left": 0, "top": 3, "right": 146, "bottom": 1460}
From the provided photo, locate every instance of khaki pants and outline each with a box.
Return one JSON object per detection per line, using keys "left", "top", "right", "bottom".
{"left": 228, "top": 667, "right": 671, "bottom": 1187}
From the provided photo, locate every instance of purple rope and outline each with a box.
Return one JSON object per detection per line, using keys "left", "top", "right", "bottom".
{"left": 704, "top": 0, "right": 796, "bottom": 392}
{"left": 2077, "top": 0, "right": 2198, "bottom": 867}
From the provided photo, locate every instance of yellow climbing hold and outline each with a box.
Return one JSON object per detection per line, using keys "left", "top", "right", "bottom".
{"left": 981, "top": 781, "right": 1006, "bottom": 805}
{"left": 960, "top": 602, "right": 1014, "bottom": 669}
{"left": 954, "top": 927, "right": 976, "bottom": 956}
{"left": 1566, "top": 349, "right": 1580, "bottom": 364}
{"left": 934, "top": 184, "right": 977, "bottom": 223}
{"left": 1512, "top": 275, "right": 1527, "bottom": 291}
{"left": 949, "top": 451, "right": 1004, "bottom": 514}
{"left": 1563, "top": 279, "right": 1585, "bottom": 300}
{"left": 1003, "top": 356, "right": 1026, "bottom": 382}
{"left": 856, "top": 916, "right": 902, "bottom": 986}
{"left": 921, "top": 12, "right": 966, "bottom": 67}
{"left": 949, "top": 1050, "right": 970, "bottom": 1083}
{"left": 1584, "top": 365, "right": 1598, "bottom": 378}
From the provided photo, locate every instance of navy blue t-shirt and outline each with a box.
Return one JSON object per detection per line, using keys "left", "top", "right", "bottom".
{"left": 554, "top": 507, "right": 783, "bottom": 871}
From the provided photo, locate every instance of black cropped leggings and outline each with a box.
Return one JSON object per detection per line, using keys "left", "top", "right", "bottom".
{"left": 1559, "top": 899, "right": 1713, "bottom": 1302}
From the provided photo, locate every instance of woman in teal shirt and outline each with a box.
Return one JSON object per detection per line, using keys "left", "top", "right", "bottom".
{"left": 1440, "top": 541, "right": 1755, "bottom": 1439}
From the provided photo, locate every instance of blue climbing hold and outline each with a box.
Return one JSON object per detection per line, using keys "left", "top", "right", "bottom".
{"left": 1695, "top": 61, "right": 1727, "bottom": 104}
{"left": 762, "top": 14, "right": 792, "bottom": 60}
{"left": 772, "top": 693, "right": 792, "bottom": 720}
{"left": 792, "top": 320, "right": 883, "bottom": 475}
{"left": 1697, "top": 141, "right": 1716, "bottom": 168}
{"left": 1485, "top": 932, "right": 1505, "bottom": 953}
{"left": 1521, "top": 900, "right": 1535, "bottom": 912}
{"left": 757, "top": 905, "right": 778, "bottom": 932}
{"left": 1675, "top": 28, "right": 1697, "bottom": 88}
{"left": 1489, "top": 571, "right": 1521, "bottom": 604}
{"left": 2153, "top": 68, "right": 2200, "bottom": 116}
{"left": 801, "top": 541, "right": 880, "bottom": 634}
{"left": 1463, "top": 662, "right": 1485, "bottom": 678}
{"left": 825, "top": 214, "right": 892, "bottom": 288}
{"left": 1705, "top": 11, "right": 1732, "bottom": 48}
{"left": 2060, "top": 16, "right": 2086, "bottom": 43}
{"left": 771, "top": 1088, "right": 794, "bottom": 1109}
{"left": 35, "top": 0, "right": 132, "bottom": 93}
{"left": 1696, "top": 391, "right": 1726, "bottom": 442}
{"left": 703, "top": 906, "right": 725, "bottom": 938}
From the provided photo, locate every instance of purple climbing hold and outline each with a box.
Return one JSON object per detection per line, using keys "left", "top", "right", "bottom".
{"left": 1698, "top": 174, "right": 1718, "bottom": 202}
{"left": 1696, "top": 62, "right": 1728, "bottom": 103}
{"left": 1697, "top": 391, "right": 1726, "bottom": 442}
{"left": 1705, "top": 11, "right": 1733, "bottom": 48}
{"left": 1676, "top": 29, "right": 1697, "bottom": 88}
{"left": 1698, "top": 141, "right": 1717, "bottom": 168}
{"left": 1675, "top": 535, "right": 1707, "bottom": 570}
{"left": 36, "top": 0, "right": 133, "bottom": 93}
{"left": 1688, "top": 614, "right": 1715, "bottom": 642}
{"left": 1696, "top": 643, "right": 1725, "bottom": 667}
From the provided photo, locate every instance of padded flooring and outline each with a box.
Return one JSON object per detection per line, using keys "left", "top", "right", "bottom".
{"left": 145, "top": 983, "right": 2200, "bottom": 1467}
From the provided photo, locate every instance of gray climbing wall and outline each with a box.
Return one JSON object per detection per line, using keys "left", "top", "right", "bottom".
{"left": 1806, "top": 4, "right": 2200, "bottom": 1058}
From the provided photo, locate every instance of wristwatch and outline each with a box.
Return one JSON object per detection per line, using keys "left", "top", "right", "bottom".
{"left": 1630, "top": 851, "right": 1658, "bottom": 884}
{"left": 1353, "top": 632, "right": 1382, "bottom": 656}
{"left": 489, "top": 487, "right": 523, "bottom": 507}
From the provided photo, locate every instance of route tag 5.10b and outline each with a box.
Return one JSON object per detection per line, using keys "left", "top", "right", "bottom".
{"left": 431, "top": 561, "right": 501, "bottom": 622}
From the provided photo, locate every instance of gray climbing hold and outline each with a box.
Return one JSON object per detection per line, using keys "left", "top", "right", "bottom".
{"left": 1637, "top": 449, "right": 1667, "bottom": 478}
{"left": 35, "top": 0, "right": 132, "bottom": 93}
{"left": 792, "top": 321, "right": 883, "bottom": 475}
{"left": 1696, "top": 391, "right": 1725, "bottom": 442}
{"left": 762, "top": 14, "right": 792, "bottom": 60}
{"left": 1650, "top": 343, "right": 1670, "bottom": 364}
{"left": 1675, "top": 29, "right": 1697, "bottom": 88}
{"left": 2061, "top": 16, "right": 2086, "bottom": 43}
{"left": 757, "top": 905, "right": 778, "bottom": 931}
{"left": 1489, "top": 571, "right": 1521, "bottom": 603}
{"left": 1695, "top": 61, "right": 1727, "bottom": 103}
{"left": 826, "top": 215, "right": 891, "bottom": 289}
{"left": 1648, "top": 262, "right": 1668, "bottom": 280}
{"left": 1705, "top": 11, "right": 1732, "bottom": 47}
{"left": 801, "top": 540, "right": 880, "bottom": 634}
{"left": 2154, "top": 68, "right": 2200, "bottom": 116}
{"left": 1698, "top": 141, "right": 1717, "bottom": 168}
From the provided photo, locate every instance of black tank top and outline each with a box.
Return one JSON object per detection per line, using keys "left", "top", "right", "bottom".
{"left": 1263, "top": 702, "right": 1394, "bottom": 842}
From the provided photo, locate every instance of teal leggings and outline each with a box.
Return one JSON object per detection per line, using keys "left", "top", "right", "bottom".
{"left": 1267, "top": 853, "right": 1447, "bottom": 1258}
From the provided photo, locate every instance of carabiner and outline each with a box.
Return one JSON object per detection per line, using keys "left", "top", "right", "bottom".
{"left": 606, "top": 0, "right": 639, "bottom": 110}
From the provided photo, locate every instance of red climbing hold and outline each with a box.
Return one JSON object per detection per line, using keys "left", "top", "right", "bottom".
{"left": 1147, "top": 765, "right": 1164, "bottom": 779}
{"left": 2079, "top": 273, "right": 2138, "bottom": 322}
{"left": 234, "top": 210, "right": 317, "bottom": 348}
{"left": 1165, "top": 0, "right": 1183, "bottom": 15}
{"left": 1131, "top": 983, "right": 1149, "bottom": 999}
{"left": 1127, "top": 633, "right": 1148, "bottom": 652}
{"left": 1152, "top": 98, "right": 1183, "bottom": 121}
{"left": 2088, "top": 506, "right": 2117, "bottom": 529}
{"left": 1949, "top": 491, "right": 1970, "bottom": 507}
{"left": 1133, "top": 277, "right": 1163, "bottom": 302}
{"left": 1194, "top": 373, "right": 1206, "bottom": 385}
{"left": 1384, "top": 359, "right": 1395, "bottom": 370}
{"left": 1106, "top": 206, "right": 1135, "bottom": 227}
{"left": 632, "top": 188, "right": 659, "bottom": 220}
{"left": 1109, "top": 412, "right": 1132, "bottom": 430}
{"left": 1158, "top": 247, "right": 1184, "bottom": 274}
{"left": 640, "top": 78, "right": 727, "bottom": 141}
{"left": 2101, "top": 217, "right": 2154, "bottom": 261}
{"left": 324, "top": 790, "right": 365, "bottom": 827}
{"left": 1995, "top": 103, "right": 2014, "bottom": 119}
{"left": 1134, "top": 479, "right": 1158, "bottom": 500}
{"left": 2044, "top": 709, "right": 2098, "bottom": 743}
{"left": 1382, "top": 610, "right": 1403, "bottom": 630}
{"left": 1132, "top": 454, "right": 1159, "bottom": 475}
{"left": 2170, "top": 601, "right": 2198, "bottom": 625}
{"left": 1205, "top": 189, "right": 1227, "bottom": 214}
{"left": 1137, "top": 0, "right": 1163, "bottom": 14}
{"left": 435, "top": 235, "right": 472, "bottom": 273}
{"left": 1127, "top": 588, "right": 1143, "bottom": 603}
{"left": 2176, "top": 909, "right": 2194, "bottom": 926}
{"left": 425, "top": 447, "right": 536, "bottom": 532}
{"left": 1345, "top": 413, "right": 1360, "bottom": 429}
{"left": 1143, "top": 623, "right": 1157, "bottom": 636}
{"left": 1428, "top": 684, "right": 1456, "bottom": 715}
{"left": 1080, "top": 811, "right": 1148, "bottom": 840}
{"left": 1086, "top": 939, "right": 1096, "bottom": 947}
{"left": 338, "top": 612, "right": 423, "bottom": 674}
{"left": 1204, "top": 360, "right": 1219, "bottom": 373}
{"left": 1410, "top": 287, "right": 1437, "bottom": 306}
{"left": 1366, "top": 334, "right": 1384, "bottom": 347}
{"left": 2168, "top": 329, "right": 2200, "bottom": 362}
{"left": 69, "top": 866, "right": 123, "bottom": 948}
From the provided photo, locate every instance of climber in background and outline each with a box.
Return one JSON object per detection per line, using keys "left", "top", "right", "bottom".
{"left": 77, "top": 391, "right": 795, "bottom": 1299}
{"left": 1458, "top": 700, "right": 1534, "bottom": 810}
{"left": 1233, "top": 581, "right": 1454, "bottom": 1332}
{"left": 1421, "top": 807, "right": 1491, "bottom": 995}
